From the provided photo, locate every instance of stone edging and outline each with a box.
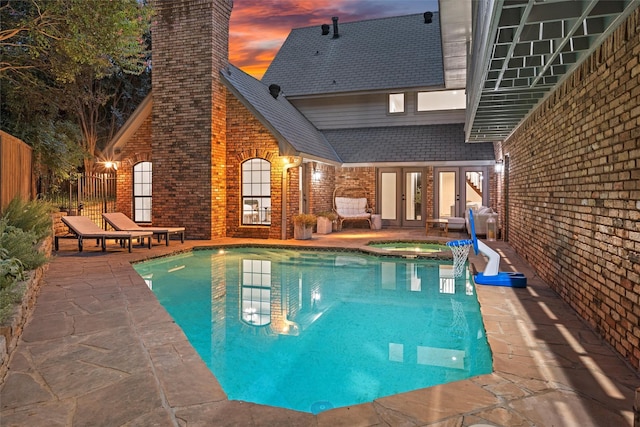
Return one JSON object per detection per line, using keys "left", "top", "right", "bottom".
{"left": 0, "top": 236, "right": 51, "bottom": 382}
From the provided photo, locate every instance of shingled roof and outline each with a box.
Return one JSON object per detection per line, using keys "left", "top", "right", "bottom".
{"left": 262, "top": 13, "right": 444, "bottom": 97}
{"left": 221, "top": 64, "right": 341, "bottom": 164}
{"left": 322, "top": 124, "right": 495, "bottom": 164}
{"left": 222, "top": 64, "right": 493, "bottom": 165}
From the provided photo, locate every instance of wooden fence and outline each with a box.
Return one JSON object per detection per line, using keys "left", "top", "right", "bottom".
{"left": 0, "top": 131, "right": 34, "bottom": 212}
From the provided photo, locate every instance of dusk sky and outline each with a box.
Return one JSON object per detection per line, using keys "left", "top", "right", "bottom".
{"left": 229, "top": 0, "right": 439, "bottom": 78}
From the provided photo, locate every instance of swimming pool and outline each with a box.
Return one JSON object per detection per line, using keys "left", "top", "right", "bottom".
{"left": 367, "top": 241, "right": 447, "bottom": 255}
{"left": 134, "top": 247, "right": 492, "bottom": 414}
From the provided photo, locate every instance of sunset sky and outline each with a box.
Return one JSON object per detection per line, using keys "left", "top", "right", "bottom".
{"left": 229, "top": 0, "right": 439, "bottom": 78}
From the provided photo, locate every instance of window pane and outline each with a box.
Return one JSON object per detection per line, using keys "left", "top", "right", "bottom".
{"left": 417, "top": 90, "right": 465, "bottom": 111}
{"left": 133, "top": 162, "right": 152, "bottom": 222}
{"left": 241, "top": 158, "right": 271, "bottom": 225}
{"left": 389, "top": 93, "right": 405, "bottom": 113}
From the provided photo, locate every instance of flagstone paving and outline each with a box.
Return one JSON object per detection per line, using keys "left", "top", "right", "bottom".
{"left": 1, "top": 229, "right": 638, "bottom": 426}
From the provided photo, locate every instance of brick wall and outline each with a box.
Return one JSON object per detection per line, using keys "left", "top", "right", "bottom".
{"left": 151, "top": 0, "right": 232, "bottom": 239}
{"left": 425, "top": 166, "right": 434, "bottom": 219}
{"left": 307, "top": 162, "right": 336, "bottom": 215}
{"left": 114, "top": 115, "right": 152, "bottom": 219}
{"left": 335, "top": 167, "right": 376, "bottom": 210}
{"left": 226, "top": 93, "right": 290, "bottom": 239}
{"left": 502, "top": 9, "right": 640, "bottom": 370}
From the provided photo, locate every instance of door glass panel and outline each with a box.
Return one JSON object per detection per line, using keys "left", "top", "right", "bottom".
{"left": 438, "top": 171, "right": 456, "bottom": 217}
{"left": 465, "top": 171, "right": 483, "bottom": 211}
{"left": 381, "top": 172, "right": 397, "bottom": 220}
{"left": 404, "top": 172, "right": 422, "bottom": 221}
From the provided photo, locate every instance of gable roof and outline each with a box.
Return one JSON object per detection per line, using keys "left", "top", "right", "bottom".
{"left": 322, "top": 124, "right": 495, "bottom": 165}
{"left": 262, "top": 13, "right": 444, "bottom": 97}
{"left": 220, "top": 64, "right": 341, "bottom": 164}
{"left": 103, "top": 93, "right": 153, "bottom": 158}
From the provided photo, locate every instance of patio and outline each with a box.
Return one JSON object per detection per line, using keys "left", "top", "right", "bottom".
{"left": 1, "top": 229, "right": 638, "bottom": 426}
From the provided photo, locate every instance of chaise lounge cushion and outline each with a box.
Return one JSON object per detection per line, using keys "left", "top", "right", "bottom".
{"left": 335, "top": 197, "right": 370, "bottom": 218}
{"left": 102, "top": 212, "right": 185, "bottom": 245}
{"left": 57, "top": 215, "right": 152, "bottom": 252}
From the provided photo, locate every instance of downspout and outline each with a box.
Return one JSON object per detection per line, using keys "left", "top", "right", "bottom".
{"left": 281, "top": 156, "right": 302, "bottom": 240}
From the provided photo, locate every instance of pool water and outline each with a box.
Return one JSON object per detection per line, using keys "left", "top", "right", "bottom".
{"left": 134, "top": 247, "right": 492, "bottom": 414}
{"left": 367, "top": 242, "right": 446, "bottom": 254}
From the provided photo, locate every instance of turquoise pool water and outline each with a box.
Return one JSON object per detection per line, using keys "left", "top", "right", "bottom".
{"left": 134, "top": 247, "right": 492, "bottom": 414}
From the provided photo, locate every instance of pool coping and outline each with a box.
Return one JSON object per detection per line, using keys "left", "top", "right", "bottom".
{"left": 1, "top": 231, "right": 638, "bottom": 426}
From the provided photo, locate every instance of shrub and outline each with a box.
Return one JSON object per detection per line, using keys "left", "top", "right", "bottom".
{"left": 2, "top": 197, "right": 54, "bottom": 242}
{"left": 0, "top": 248, "right": 24, "bottom": 285}
{"left": 0, "top": 198, "right": 52, "bottom": 325}
{"left": 0, "top": 281, "right": 25, "bottom": 324}
{"left": 0, "top": 220, "right": 47, "bottom": 271}
{"left": 316, "top": 211, "right": 338, "bottom": 221}
{"left": 0, "top": 249, "right": 26, "bottom": 324}
{"left": 293, "top": 213, "right": 317, "bottom": 227}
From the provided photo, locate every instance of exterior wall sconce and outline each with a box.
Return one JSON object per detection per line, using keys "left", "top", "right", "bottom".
{"left": 103, "top": 161, "right": 119, "bottom": 171}
{"left": 312, "top": 164, "right": 321, "bottom": 181}
{"left": 494, "top": 160, "right": 504, "bottom": 173}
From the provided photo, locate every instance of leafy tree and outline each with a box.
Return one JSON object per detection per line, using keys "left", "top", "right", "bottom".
{"left": 1, "top": 0, "right": 152, "bottom": 175}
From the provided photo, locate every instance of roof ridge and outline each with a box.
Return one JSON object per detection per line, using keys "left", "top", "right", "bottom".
{"left": 290, "top": 11, "right": 437, "bottom": 31}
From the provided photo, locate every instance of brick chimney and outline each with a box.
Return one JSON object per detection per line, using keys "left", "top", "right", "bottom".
{"left": 151, "top": 0, "right": 233, "bottom": 239}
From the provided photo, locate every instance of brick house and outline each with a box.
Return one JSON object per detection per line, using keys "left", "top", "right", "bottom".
{"left": 105, "top": 0, "right": 495, "bottom": 241}
{"left": 105, "top": 0, "right": 640, "bottom": 372}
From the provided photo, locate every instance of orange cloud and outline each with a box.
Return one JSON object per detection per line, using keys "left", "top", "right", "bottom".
{"left": 229, "top": 0, "right": 436, "bottom": 79}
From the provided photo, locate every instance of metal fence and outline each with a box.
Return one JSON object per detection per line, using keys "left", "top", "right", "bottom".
{"left": 42, "top": 173, "right": 117, "bottom": 226}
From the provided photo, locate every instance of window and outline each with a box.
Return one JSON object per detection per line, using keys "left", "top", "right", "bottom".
{"left": 242, "top": 158, "right": 271, "bottom": 225}
{"left": 417, "top": 90, "right": 465, "bottom": 111}
{"left": 388, "top": 93, "right": 405, "bottom": 113}
{"left": 133, "top": 161, "right": 152, "bottom": 222}
{"left": 241, "top": 259, "right": 271, "bottom": 326}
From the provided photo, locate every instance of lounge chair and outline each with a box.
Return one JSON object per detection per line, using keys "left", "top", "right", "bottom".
{"left": 56, "top": 216, "right": 152, "bottom": 253}
{"left": 102, "top": 212, "right": 185, "bottom": 246}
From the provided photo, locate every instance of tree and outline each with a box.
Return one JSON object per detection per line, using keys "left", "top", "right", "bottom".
{"left": 1, "top": 0, "right": 152, "bottom": 174}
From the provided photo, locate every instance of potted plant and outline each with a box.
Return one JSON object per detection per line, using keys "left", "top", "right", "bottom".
{"left": 293, "top": 213, "right": 317, "bottom": 240}
{"left": 316, "top": 211, "right": 337, "bottom": 234}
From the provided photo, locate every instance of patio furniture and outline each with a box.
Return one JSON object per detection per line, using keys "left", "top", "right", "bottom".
{"left": 447, "top": 217, "right": 466, "bottom": 231}
{"left": 333, "top": 186, "right": 372, "bottom": 230}
{"left": 426, "top": 218, "right": 449, "bottom": 236}
{"left": 464, "top": 206, "right": 495, "bottom": 236}
{"left": 102, "top": 212, "right": 185, "bottom": 246}
{"left": 56, "top": 215, "right": 153, "bottom": 253}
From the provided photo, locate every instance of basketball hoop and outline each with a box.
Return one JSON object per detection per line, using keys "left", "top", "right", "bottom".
{"left": 446, "top": 239, "right": 473, "bottom": 277}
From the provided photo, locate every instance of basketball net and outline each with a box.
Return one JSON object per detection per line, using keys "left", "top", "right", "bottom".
{"left": 446, "top": 239, "right": 473, "bottom": 278}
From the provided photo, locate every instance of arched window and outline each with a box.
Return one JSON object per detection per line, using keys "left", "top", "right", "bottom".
{"left": 133, "top": 161, "right": 152, "bottom": 222}
{"left": 242, "top": 158, "right": 271, "bottom": 225}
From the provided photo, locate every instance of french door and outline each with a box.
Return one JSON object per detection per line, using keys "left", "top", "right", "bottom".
{"left": 434, "top": 167, "right": 488, "bottom": 218}
{"left": 378, "top": 168, "right": 424, "bottom": 227}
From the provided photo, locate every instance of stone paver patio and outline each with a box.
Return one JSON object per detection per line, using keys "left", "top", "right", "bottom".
{"left": 1, "top": 228, "right": 638, "bottom": 426}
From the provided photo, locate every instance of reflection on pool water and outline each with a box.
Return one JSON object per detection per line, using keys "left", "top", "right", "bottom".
{"left": 134, "top": 247, "right": 492, "bottom": 414}
{"left": 367, "top": 241, "right": 447, "bottom": 254}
